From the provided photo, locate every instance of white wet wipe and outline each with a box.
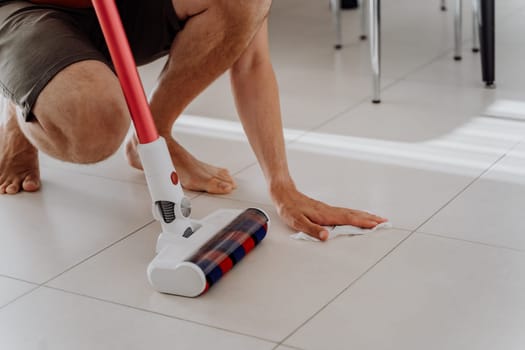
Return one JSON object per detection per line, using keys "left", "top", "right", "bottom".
{"left": 291, "top": 222, "right": 393, "bottom": 242}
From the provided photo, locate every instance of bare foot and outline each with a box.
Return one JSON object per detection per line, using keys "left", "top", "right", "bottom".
{"left": 125, "top": 135, "right": 236, "bottom": 194}
{"left": 0, "top": 106, "right": 40, "bottom": 195}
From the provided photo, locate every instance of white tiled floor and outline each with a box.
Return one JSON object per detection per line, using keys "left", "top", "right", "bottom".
{"left": 0, "top": 288, "right": 275, "bottom": 350}
{"left": 2, "top": 0, "right": 525, "bottom": 349}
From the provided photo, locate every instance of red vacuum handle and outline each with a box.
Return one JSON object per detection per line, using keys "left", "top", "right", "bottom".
{"left": 92, "top": 0, "right": 159, "bottom": 144}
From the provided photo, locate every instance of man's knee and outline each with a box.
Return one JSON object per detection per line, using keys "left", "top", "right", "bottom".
{"left": 32, "top": 61, "right": 131, "bottom": 164}
{"left": 68, "top": 95, "right": 131, "bottom": 164}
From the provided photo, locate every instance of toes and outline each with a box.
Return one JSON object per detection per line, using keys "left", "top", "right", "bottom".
{"left": 0, "top": 175, "right": 40, "bottom": 195}
{"left": 22, "top": 174, "right": 41, "bottom": 192}
{"left": 207, "top": 178, "right": 234, "bottom": 195}
{"left": 218, "top": 170, "right": 237, "bottom": 189}
{"left": 5, "top": 182, "right": 20, "bottom": 195}
{"left": 216, "top": 168, "right": 235, "bottom": 183}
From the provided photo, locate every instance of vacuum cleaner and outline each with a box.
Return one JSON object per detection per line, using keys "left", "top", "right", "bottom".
{"left": 92, "top": 0, "right": 269, "bottom": 297}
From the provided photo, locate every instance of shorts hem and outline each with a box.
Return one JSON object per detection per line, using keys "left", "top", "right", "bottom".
{"left": 23, "top": 53, "right": 111, "bottom": 122}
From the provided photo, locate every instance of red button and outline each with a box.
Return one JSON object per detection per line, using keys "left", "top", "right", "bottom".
{"left": 170, "top": 171, "right": 179, "bottom": 185}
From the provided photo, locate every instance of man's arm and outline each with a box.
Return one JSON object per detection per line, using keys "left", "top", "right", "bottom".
{"left": 230, "top": 20, "right": 387, "bottom": 241}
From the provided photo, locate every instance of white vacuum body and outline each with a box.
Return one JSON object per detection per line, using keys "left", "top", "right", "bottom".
{"left": 139, "top": 139, "right": 269, "bottom": 297}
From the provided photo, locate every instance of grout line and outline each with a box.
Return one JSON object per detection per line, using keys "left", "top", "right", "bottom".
{"left": 0, "top": 285, "right": 41, "bottom": 312}
{"left": 479, "top": 113, "right": 525, "bottom": 123}
{"left": 272, "top": 343, "right": 303, "bottom": 350}
{"left": 416, "top": 231, "right": 525, "bottom": 254}
{"left": 407, "top": 139, "right": 524, "bottom": 233}
{"left": 0, "top": 274, "right": 38, "bottom": 286}
{"left": 42, "top": 220, "right": 155, "bottom": 286}
{"left": 277, "top": 140, "right": 522, "bottom": 347}
{"left": 42, "top": 285, "right": 279, "bottom": 346}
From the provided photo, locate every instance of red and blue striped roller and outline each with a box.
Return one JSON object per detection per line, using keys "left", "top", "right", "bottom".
{"left": 187, "top": 208, "right": 269, "bottom": 293}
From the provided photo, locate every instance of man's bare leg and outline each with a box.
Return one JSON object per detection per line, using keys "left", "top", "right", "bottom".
{"left": 0, "top": 60, "right": 131, "bottom": 195}
{"left": 0, "top": 102, "right": 39, "bottom": 194}
{"left": 126, "top": 0, "right": 272, "bottom": 194}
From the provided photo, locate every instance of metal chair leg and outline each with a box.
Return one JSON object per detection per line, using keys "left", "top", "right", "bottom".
{"left": 369, "top": 0, "right": 381, "bottom": 104}
{"left": 454, "top": 0, "right": 463, "bottom": 60}
{"left": 441, "top": 0, "right": 447, "bottom": 11}
{"left": 331, "top": 0, "right": 343, "bottom": 49}
{"left": 360, "top": 0, "right": 368, "bottom": 40}
{"left": 472, "top": 0, "right": 480, "bottom": 52}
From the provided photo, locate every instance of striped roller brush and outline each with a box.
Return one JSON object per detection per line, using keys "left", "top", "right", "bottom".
{"left": 188, "top": 208, "right": 269, "bottom": 292}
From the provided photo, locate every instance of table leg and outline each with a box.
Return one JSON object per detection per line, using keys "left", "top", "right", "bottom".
{"left": 479, "top": 0, "right": 495, "bottom": 87}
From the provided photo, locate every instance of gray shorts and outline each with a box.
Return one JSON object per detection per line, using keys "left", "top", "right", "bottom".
{"left": 0, "top": 0, "right": 183, "bottom": 121}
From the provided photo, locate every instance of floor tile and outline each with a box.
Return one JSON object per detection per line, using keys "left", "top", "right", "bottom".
{"left": 0, "top": 277, "right": 35, "bottom": 308}
{"left": 286, "top": 233, "right": 525, "bottom": 350}
{"left": 48, "top": 196, "right": 409, "bottom": 341}
{"left": 0, "top": 287, "right": 274, "bottom": 350}
{"left": 420, "top": 142, "right": 525, "bottom": 251}
{"left": 0, "top": 167, "right": 153, "bottom": 283}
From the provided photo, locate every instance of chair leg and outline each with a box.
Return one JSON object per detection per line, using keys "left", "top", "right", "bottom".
{"left": 472, "top": 0, "right": 480, "bottom": 52}
{"left": 360, "top": 0, "right": 368, "bottom": 40}
{"left": 454, "top": 0, "right": 463, "bottom": 60}
{"left": 441, "top": 0, "right": 447, "bottom": 11}
{"left": 369, "top": 0, "right": 381, "bottom": 104}
{"left": 331, "top": 0, "right": 343, "bottom": 49}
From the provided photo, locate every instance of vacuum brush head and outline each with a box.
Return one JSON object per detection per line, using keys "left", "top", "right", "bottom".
{"left": 148, "top": 208, "right": 269, "bottom": 297}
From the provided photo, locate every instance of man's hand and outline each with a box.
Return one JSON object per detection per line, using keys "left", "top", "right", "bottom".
{"left": 271, "top": 184, "right": 388, "bottom": 241}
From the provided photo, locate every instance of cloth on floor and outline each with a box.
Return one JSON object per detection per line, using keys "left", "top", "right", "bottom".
{"left": 291, "top": 222, "right": 393, "bottom": 242}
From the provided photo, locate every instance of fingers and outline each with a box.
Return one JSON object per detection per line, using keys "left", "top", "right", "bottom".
{"left": 293, "top": 214, "right": 329, "bottom": 241}
{"left": 315, "top": 206, "right": 388, "bottom": 229}
{"left": 370, "top": 213, "right": 389, "bottom": 223}
{"left": 346, "top": 215, "right": 382, "bottom": 229}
